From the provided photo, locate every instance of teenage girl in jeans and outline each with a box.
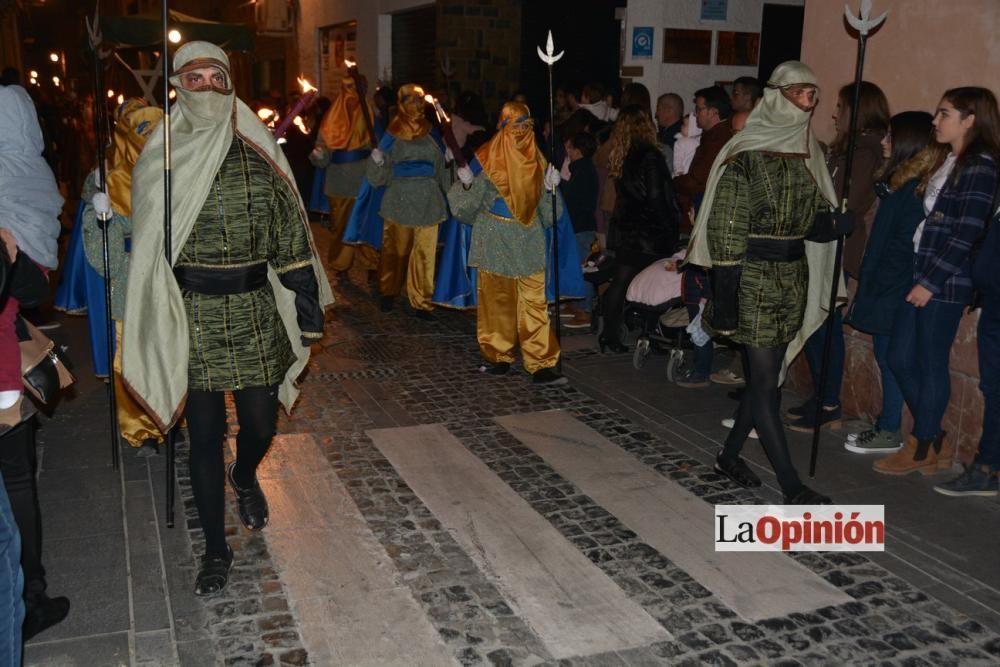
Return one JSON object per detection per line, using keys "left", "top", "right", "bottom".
{"left": 845, "top": 111, "right": 935, "bottom": 454}
{"left": 874, "top": 87, "right": 1000, "bottom": 476}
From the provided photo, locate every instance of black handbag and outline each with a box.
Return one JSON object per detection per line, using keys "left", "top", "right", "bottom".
{"left": 18, "top": 317, "right": 75, "bottom": 404}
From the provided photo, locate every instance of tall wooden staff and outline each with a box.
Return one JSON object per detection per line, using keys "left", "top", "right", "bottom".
{"left": 86, "top": 5, "right": 120, "bottom": 472}
{"left": 345, "top": 61, "right": 377, "bottom": 147}
{"left": 809, "top": 0, "right": 888, "bottom": 477}
{"left": 537, "top": 30, "right": 564, "bottom": 345}
{"left": 161, "top": 0, "right": 177, "bottom": 528}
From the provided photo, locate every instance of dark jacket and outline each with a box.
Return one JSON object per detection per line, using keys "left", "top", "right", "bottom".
{"left": 559, "top": 157, "right": 598, "bottom": 233}
{"left": 916, "top": 152, "right": 998, "bottom": 305}
{"left": 848, "top": 179, "right": 923, "bottom": 334}
{"left": 674, "top": 119, "right": 733, "bottom": 215}
{"left": 608, "top": 140, "right": 680, "bottom": 265}
{"left": 973, "top": 206, "right": 1000, "bottom": 295}
{"left": 828, "top": 132, "right": 883, "bottom": 277}
{"left": 657, "top": 119, "right": 683, "bottom": 150}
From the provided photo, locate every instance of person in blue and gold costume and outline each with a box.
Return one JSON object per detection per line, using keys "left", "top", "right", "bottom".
{"left": 309, "top": 75, "right": 378, "bottom": 275}
{"left": 448, "top": 101, "right": 568, "bottom": 385}
{"left": 362, "top": 83, "right": 451, "bottom": 319}
{"left": 82, "top": 98, "right": 165, "bottom": 452}
{"left": 122, "top": 42, "right": 333, "bottom": 597}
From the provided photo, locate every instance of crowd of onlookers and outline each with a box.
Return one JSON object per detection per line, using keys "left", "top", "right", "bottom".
{"left": 526, "top": 74, "right": 999, "bottom": 501}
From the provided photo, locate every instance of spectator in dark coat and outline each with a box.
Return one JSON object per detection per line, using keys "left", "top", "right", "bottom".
{"left": 673, "top": 86, "right": 733, "bottom": 224}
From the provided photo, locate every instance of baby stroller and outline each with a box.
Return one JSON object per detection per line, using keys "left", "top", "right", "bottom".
{"left": 621, "top": 252, "right": 696, "bottom": 380}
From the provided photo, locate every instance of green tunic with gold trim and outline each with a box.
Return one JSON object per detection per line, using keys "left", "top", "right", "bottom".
{"left": 704, "top": 151, "right": 828, "bottom": 347}
{"left": 175, "top": 137, "right": 323, "bottom": 392}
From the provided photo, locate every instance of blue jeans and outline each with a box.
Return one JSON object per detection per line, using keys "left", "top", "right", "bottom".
{"left": 888, "top": 299, "right": 965, "bottom": 441}
{"left": 575, "top": 232, "right": 595, "bottom": 313}
{"left": 686, "top": 303, "right": 713, "bottom": 378}
{"left": 0, "top": 473, "right": 23, "bottom": 666}
{"left": 975, "top": 296, "right": 1000, "bottom": 469}
{"left": 804, "top": 306, "right": 845, "bottom": 407}
{"left": 872, "top": 334, "right": 904, "bottom": 432}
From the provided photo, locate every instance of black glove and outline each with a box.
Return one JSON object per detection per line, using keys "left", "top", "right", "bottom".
{"left": 707, "top": 265, "right": 741, "bottom": 333}
{"left": 807, "top": 210, "right": 856, "bottom": 243}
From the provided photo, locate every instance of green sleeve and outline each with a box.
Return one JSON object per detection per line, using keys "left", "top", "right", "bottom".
{"left": 366, "top": 146, "right": 392, "bottom": 187}
{"left": 309, "top": 135, "right": 331, "bottom": 167}
{"left": 82, "top": 205, "right": 130, "bottom": 280}
{"left": 707, "top": 157, "right": 749, "bottom": 266}
{"left": 535, "top": 187, "right": 564, "bottom": 229}
{"left": 435, "top": 147, "right": 452, "bottom": 194}
{"left": 447, "top": 175, "right": 488, "bottom": 225}
{"left": 268, "top": 173, "right": 314, "bottom": 273}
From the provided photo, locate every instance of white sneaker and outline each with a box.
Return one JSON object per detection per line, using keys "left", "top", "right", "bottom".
{"left": 721, "top": 417, "right": 758, "bottom": 439}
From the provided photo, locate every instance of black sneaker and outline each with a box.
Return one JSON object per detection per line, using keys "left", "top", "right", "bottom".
{"left": 478, "top": 361, "right": 510, "bottom": 376}
{"left": 194, "top": 545, "right": 234, "bottom": 597}
{"left": 714, "top": 453, "right": 762, "bottom": 488}
{"left": 414, "top": 309, "right": 435, "bottom": 322}
{"left": 532, "top": 367, "right": 568, "bottom": 386}
{"left": 380, "top": 296, "right": 395, "bottom": 312}
{"left": 22, "top": 593, "right": 70, "bottom": 641}
{"left": 787, "top": 404, "right": 842, "bottom": 432}
{"left": 227, "top": 463, "right": 269, "bottom": 531}
{"left": 784, "top": 485, "right": 832, "bottom": 505}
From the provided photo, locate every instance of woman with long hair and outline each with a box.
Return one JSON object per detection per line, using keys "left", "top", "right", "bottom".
{"left": 875, "top": 87, "right": 1000, "bottom": 475}
{"left": 845, "top": 111, "right": 935, "bottom": 454}
{"left": 599, "top": 106, "right": 679, "bottom": 353}
{"left": 789, "top": 81, "right": 890, "bottom": 432}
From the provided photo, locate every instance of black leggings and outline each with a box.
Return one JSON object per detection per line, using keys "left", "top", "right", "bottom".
{"left": 186, "top": 385, "right": 280, "bottom": 558}
{"left": 0, "top": 420, "right": 45, "bottom": 599}
{"left": 601, "top": 262, "right": 643, "bottom": 344}
{"left": 721, "top": 345, "right": 803, "bottom": 497}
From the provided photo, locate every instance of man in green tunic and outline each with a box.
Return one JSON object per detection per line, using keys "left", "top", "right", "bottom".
{"left": 122, "top": 42, "right": 333, "bottom": 596}
{"left": 687, "top": 61, "right": 851, "bottom": 505}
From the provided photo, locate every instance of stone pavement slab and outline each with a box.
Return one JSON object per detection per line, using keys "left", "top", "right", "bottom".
{"left": 368, "top": 423, "right": 672, "bottom": 659}
{"left": 496, "top": 409, "right": 850, "bottom": 621}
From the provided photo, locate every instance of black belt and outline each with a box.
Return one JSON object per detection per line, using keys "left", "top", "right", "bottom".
{"left": 174, "top": 262, "right": 268, "bottom": 295}
{"left": 746, "top": 237, "right": 805, "bottom": 262}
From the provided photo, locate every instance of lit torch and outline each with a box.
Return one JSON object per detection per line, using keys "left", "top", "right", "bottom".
{"left": 424, "top": 94, "right": 466, "bottom": 168}
{"left": 344, "top": 59, "right": 376, "bottom": 146}
{"left": 272, "top": 76, "right": 317, "bottom": 140}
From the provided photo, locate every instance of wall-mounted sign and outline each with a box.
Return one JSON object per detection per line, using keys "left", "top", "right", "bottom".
{"left": 632, "top": 26, "right": 654, "bottom": 58}
{"left": 701, "top": 0, "right": 728, "bottom": 22}
{"left": 662, "top": 28, "right": 712, "bottom": 65}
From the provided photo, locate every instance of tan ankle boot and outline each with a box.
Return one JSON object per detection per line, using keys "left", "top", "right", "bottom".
{"left": 873, "top": 435, "right": 938, "bottom": 475}
{"left": 935, "top": 432, "right": 955, "bottom": 471}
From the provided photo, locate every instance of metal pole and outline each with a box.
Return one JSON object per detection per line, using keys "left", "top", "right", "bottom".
{"left": 537, "top": 31, "right": 565, "bottom": 348}
{"left": 809, "top": 1, "right": 886, "bottom": 477}
{"left": 161, "top": 0, "right": 176, "bottom": 528}
{"left": 91, "top": 30, "right": 121, "bottom": 473}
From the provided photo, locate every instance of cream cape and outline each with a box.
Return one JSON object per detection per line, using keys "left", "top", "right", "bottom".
{"left": 122, "top": 42, "right": 334, "bottom": 430}
{"left": 686, "top": 60, "right": 845, "bottom": 377}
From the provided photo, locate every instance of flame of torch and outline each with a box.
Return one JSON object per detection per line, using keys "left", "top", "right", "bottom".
{"left": 423, "top": 94, "right": 465, "bottom": 167}
{"left": 293, "top": 116, "right": 308, "bottom": 135}
{"left": 272, "top": 76, "right": 317, "bottom": 140}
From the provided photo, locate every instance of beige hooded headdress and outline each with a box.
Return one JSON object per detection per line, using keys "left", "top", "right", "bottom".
{"left": 122, "top": 41, "right": 333, "bottom": 430}
{"left": 686, "top": 61, "right": 844, "bottom": 377}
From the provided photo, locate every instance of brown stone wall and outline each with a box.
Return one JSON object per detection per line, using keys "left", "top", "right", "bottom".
{"left": 787, "top": 297, "right": 983, "bottom": 466}
{"left": 436, "top": 0, "right": 521, "bottom": 115}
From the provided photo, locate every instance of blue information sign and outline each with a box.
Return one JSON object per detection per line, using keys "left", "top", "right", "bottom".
{"left": 632, "top": 27, "right": 654, "bottom": 57}
{"left": 701, "top": 0, "right": 728, "bottom": 21}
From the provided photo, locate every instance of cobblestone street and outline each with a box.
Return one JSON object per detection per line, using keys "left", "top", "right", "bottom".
{"left": 21, "top": 227, "right": 1000, "bottom": 666}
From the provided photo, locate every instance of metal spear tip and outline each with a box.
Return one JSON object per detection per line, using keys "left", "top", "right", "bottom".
{"left": 536, "top": 29, "right": 565, "bottom": 65}
{"left": 845, "top": 0, "right": 888, "bottom": 36}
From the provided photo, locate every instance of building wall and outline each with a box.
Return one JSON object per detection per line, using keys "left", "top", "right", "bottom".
{"left": 296, "top": 0, "right": 433, "bottom": 96}
{"left": 621, "top": 0, "right": 803, "bottom": 111}
{"left": 788, "top": 0, "right": 1000, "bottom": 463}
{"left": 436, "top": 0, "right": 522, "bottom": 112}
